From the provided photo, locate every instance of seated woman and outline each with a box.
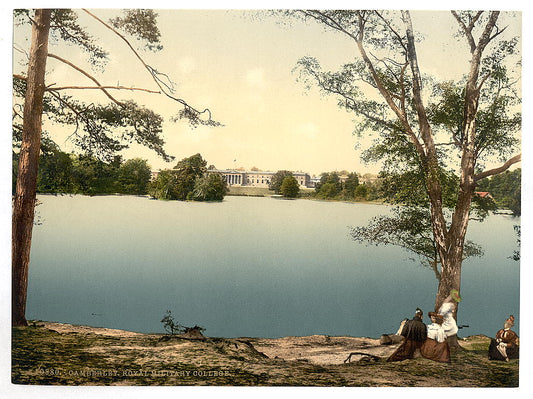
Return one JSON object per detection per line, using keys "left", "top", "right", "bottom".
{"left": 387, "top": 308, "right": 427, "bottom": 362}
{"left": 420, "top": 312, "right": 451, "bottom": 363}
{"left": 488, "top": 315, "right": 519, "bottom": 361}
{"left": 439, "top": 289, "right": 461, "bottom": 338}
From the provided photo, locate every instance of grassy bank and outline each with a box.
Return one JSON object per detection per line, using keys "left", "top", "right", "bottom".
{"left": 12, "top": 322, "right": 519, "bottom": 387}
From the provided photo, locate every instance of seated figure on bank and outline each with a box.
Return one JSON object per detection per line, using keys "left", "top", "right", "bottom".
{"left": 488, "top": 315, "right": 519, "bottom": 362}
{"left": 438, "top": 289, "right": 461, "bottom": 338}
{"left": 387, "top": 308, "right": 427, "bottom": 362}
{"left": 420, "top": 312, "right": 451, "bottom": 363}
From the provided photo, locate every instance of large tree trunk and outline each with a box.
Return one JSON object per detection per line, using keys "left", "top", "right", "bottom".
{"left": 12, "top": 9, "right": 52, "bottom": 327}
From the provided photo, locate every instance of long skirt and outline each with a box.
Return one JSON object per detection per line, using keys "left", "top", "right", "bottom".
{"left": 488, "top": 339, "right": 519, "bottom": 361}
{"left": 420, "top": 338, "right": 451, "bottom": 363}
{"left": 387, "top": 339, "right": 423, "bottom": 362}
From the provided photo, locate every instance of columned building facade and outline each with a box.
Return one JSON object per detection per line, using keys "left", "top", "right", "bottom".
{"left": 214, "top": 170, "right": 311, "bottom": 188}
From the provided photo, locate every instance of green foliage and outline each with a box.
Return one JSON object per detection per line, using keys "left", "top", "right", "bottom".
{"left": 354, "top": 184, "right": 368, "bottom": 199}
{"left": 316, "top": 172, "right": 342, "bottom": 199}
{"left": 191, "top": 173, "right": 229, "bottom": 201}
{"left": 37, "top": 150, "right": 75, "bottom": 193}
{"left": 118, "top": 158, "right": 152, "bottom": 195}
{"left": 147, "top": 170, "right": 178, "bottom": 200}
{"left": 351, "top": 206, "right": 484, "bottom": 277}
{"left": 70, "top": 154, "right": 121, "bottom": 195}
{"left": 109, "top": 9, "right": 163, "bottom": 51}
{"left": 343, "top": 173, "right": 360, "bottom": 197}
{"left": 269, "top": 170, "right": 293, "bottom": 194}
{"left": 280, "top": 176, "right": 300, "bottom": 198}
{"left": 312, "top": 171, "right": 366, "bottom": 200}
{"left": 149, "top": 153, "right": 227, "bottom": 202}
{"left": 316, "top": 183, "right": 339, "bottom": 199}
{"left": 172, "top": 153, "right": 208, "bottom": 200}
{"left": 49, "top": 9, "right": 109, "bottom": 67}
{"left": 476, "top": 169, "right": 521, "bottom": 216}
{"left": 13, "top": 148, "right": 154, "bottom": 196}
{"left": 374, "top": 168, "right": 459, "bottom": 209}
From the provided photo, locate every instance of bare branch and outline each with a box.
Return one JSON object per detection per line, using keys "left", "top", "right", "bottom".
{"left": 476, "top": 11, "right": 501, "bottom": 54}
{"left": 477, "top": 71, "right": 493, "bottom": 91}
{"left": 374, "top": 10, "right": 408, "bottom": 54}
{"left": 47, "top": 52, "right": 124, "bottom": 105}
{"left": 299, "top": 10, "right": 360, "bottom": 43}
{"left": 47, "top": 85, "right": 161, "bottom": 94}
{"left": 12, "top": 105, "right": 24, "bottom": 120}
{"left": 474, "top": 154, "right": 521, "bottom": 182}
{"left": 451, "top": 10, "right": 480, "bottom": 53}
{"left": 488, "top": 24, "right": 508, "bottom": 43}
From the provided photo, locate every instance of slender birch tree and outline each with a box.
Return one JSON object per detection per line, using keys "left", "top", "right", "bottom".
{"left": 291, "top": 10, "right": 521, "bottom": 340}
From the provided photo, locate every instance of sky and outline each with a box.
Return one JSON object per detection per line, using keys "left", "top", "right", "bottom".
{"left": 9, "top": 8, "right": 523, "bottom": 177}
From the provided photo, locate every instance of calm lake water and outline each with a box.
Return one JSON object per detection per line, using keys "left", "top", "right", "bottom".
{"left": 27, "top": 194, "right": 520, "bottom": 338}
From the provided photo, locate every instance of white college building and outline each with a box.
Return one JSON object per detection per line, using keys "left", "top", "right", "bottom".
{"left": 215, "top": 170, "right": 311, "bottom": 188}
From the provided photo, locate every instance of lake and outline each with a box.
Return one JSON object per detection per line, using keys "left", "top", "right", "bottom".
{"left": 27, "top": 194, "right": 520, "bottom": 338}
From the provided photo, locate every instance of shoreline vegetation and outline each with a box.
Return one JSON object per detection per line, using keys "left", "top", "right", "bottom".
{"left": 37, "top": 187, "right": 387, "bottom": 205}
{"left": 22, "top": 150, "right": 519, "bottom": 213}
{"left": 12, "top": 321, "right": 518, "bottom": 387}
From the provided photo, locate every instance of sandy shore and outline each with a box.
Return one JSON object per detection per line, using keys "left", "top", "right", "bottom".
{"left": 11, "top": 321, "right": 518, "bottom": 387}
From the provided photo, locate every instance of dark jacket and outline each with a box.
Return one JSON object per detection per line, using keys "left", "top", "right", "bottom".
{"left": 401, "top": 316, "right": 427, "bottom": 342}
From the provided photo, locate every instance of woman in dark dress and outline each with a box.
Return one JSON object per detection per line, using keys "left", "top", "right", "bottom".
{"left": 387, "top": 308, "right": 427, "bottom": 362}
{"left": 488, "top": 315, "right": 519, "bottom": 361}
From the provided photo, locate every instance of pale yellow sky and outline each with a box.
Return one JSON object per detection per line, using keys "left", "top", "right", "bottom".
{"left": 11, "top": 9, "right": 522, "bottom": 177}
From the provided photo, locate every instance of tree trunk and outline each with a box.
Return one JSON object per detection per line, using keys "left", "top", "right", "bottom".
{"left": 12, "top": 9, "right": 52, "bottom": 327}
{"left": 447, "top": 334, "right": 464, "bottom": 352}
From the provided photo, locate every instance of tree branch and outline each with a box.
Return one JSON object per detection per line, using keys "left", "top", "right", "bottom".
{"left": 401, "top": 11, "right": 435, "bottom": 155}
{"left": 46, "top": 85, "right": 160, "bottom": 94}
{"left": 47, "top": 52, "right": 124, "bottom": 105}
{"left": 451, "top": 11, "right": 477, "bottom": 53}
{"left": 374, "top": 11, "right": 408, "bottom": 54}
{"left": 474, "top": 154, "right": 521, "bottom": 182}
{"left": 429, "top": 260, "right": 441, "bottom": 282}
{"left": 82, "top": 8, "right": 215, "bottom": 122}
{"left": 476, "top": 11, "right": 501, "bottom": 55}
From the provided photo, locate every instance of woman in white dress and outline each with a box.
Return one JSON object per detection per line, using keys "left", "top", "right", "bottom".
{"left": 421, "top": 312, "right": 451, "bottom": 363}
{"left": 438, "top": 289, "right": 461, "bottom": 337}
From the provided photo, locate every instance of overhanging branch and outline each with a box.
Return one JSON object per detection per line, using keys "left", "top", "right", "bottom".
{"left": 47, "top": 52, "right": 124, "bottom": 105}
{"left": 82, "top": 8, "right": 216, "bottom": 123}
{"left": 47, "top": 85, "right": 160, "bottom": 94}
{"left": 474, "top": 154, "right": 521, "bottom": 182}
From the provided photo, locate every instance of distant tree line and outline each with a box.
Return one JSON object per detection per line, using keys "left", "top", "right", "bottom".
{"left": 279, "top": 167, "right": 520, "bottom": 216}
{"left": 314, "top": 171, "right": 365, "bottom": 200}
{"left": 13, "top": 149, "right": 229, "bottom": 202}
{"left": 371, "top": 168, "right": 521, "bottom": 216}
{"left": 14, "top": 144, "right": 519, "bottom": 211}
{"left": 13, "top": 147, "right": 152, "bottom": 196}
